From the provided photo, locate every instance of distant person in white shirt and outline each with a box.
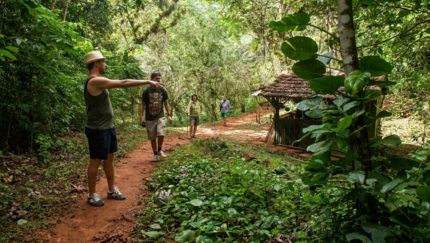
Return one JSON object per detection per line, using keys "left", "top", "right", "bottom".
{"left": 219, "top": 96, "right": 231, "bottom": 126}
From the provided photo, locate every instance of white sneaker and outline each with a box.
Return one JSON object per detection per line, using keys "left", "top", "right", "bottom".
{"left": 158, "top": 150, "right": 167, "bottom": 158}
{"left": 150, "top": 154, "right": 159, "bottom": 162}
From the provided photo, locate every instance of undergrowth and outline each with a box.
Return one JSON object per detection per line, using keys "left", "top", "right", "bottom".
{"left": 134, "top": 138, "right": 317, "bottom": 243}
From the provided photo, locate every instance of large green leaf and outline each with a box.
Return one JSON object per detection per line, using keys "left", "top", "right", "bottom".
{"left": 344, "top": 70, "right": 371, "bottom": 96}
{"left": 333, "top": 96, "right": 350, "bottom": 108}
{"left": 142, "top": 231, "right": 162, "bottom": 239}
{"left": 380, "top": 179, "right": 402, "bottom": 193}
{"left": 309, "top": 76, "right": 344, "bottom": 94}
{"left": 361, "top": 223, "right": 395, "bottom": 243}
{"left": 281, "top": 36, "right": 318, "bottom": 60}
{"left": 349, "top": 171, "right": 365, "bottom": 184}
{"left": 305, "top": 109, "right": 325, "bottom": 118}
{"left": 362, "top": 90, "right": 381, "bottom": 102}
{"left": 189, "top": 199, "right": 203, "bottom": 207}
{"left": 305, "top": 160, "right": 325, "bottom": 172}
{"left": 360, "top": 56, "right": 393, "bottom": 77}
{"left": 269, "top": 12, "right": 310, "bottom": 32}
{"left": 346, "top": 233, "right": 372, "bottom": 243}
{"left": 297, "top": 96, "right": 323, "bottom": 111}
{"left": 0, "top": 49, "right": 17, "bottom": 60}
{"left": 303, "top": 124, "right": 327, "bottom": 133}
{"left": 307, "top": 140, "right": 333, "bottom": 155}
{"left": 416, "top": 187, "right": 430, "bottom": 202}
{"left": 342, "top": 101, "right": 360, "bottom": 112}
{"left": 292, "top": 59, "right": 326, "bottom": 80}
{"left": 369, "top": 135, "right": 401, "bottom": 148}
{"left": 387, "top": 156, "right": 420, "bottom": 170}
{"left": 336, "top": 115, "right": 352, "bottom": 132}
{"left": 337, "top": 137, "right": 351, "bottom": 152}
{"left": 175, "top": 230, "right": 196, "bottom": 243}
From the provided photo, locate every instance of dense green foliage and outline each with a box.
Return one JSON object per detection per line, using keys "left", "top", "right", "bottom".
{"left": 137, "top": 138, "right": 313, "bottom": 242}
{"left": 268, "top": 1, "right": 430, "bottom": 241}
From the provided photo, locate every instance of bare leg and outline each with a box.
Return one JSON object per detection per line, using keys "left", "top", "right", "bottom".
{"left": 190, "top": 125, "right": 194, "bottom": 137}
{"left": 151, "top": 139, "right": 158, "bottom": 153}
{"left": 193, "top": 125, "right": 197, "bottom": 136}
{"left": 158, "top": 136, "right": 164, "bottom": 149}
{"left": 88, "top": 158, "right": 101, "bottom": 195}
{"left": 103, "top": 153, "right": 115, "bottom": 192}
{"left": 223, "top": 116, "right": 227, "bottom": 125}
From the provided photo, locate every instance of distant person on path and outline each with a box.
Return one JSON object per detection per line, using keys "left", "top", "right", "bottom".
{"left": 219, "top": 95, "right": 231, "bottom": 126}
{"left": 84, "top": 50, "right": 162, "bottom": 206}
{"left": 186, "top": 94, "right": 201, "bottom": 138}
{"left": 140, "top": 72, "right": 172, "bottom": 162}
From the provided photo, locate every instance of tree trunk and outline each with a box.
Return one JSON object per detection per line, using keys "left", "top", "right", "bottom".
{"left": 337, "top": 0, "right": 374, "bottom": 221}
{"left": 337, "top": 0, "right": 359, "bottom": 74}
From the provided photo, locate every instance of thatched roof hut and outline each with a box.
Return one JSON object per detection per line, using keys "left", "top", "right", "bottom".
{"left": 256, "top": 71, "right": 385, "bottom": 148}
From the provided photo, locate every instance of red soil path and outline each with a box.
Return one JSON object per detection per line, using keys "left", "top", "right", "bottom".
{"left": 45, "top": 111, "right": 307, "bottom": 242}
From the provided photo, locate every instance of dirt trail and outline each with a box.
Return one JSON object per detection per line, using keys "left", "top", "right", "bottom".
{"left": 47, "top": 111, "right": 297, "bottom": 242}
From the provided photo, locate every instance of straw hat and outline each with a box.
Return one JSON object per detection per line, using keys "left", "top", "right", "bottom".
{"left": 84, "top": 50, "right": 106, "bottom": 65}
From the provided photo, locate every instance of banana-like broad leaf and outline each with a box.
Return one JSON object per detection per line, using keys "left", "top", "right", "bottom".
{"left": 360, "top": 56, "right": 393, "bottom": 77}
{"left": 292, "top": 59, "right": 326, "bottom": 80}
{"left": 346, "top": 233, "right": 372, "bottom": 243}
{"left": 282, "top": 36, "right": 318, "bottom": 61}
{"left": 269, "top": 12, "right": 310, "bottom": 32}
{"left": 344, "top": 70, "right": 371, "bottom": 96}
{"left": 297, "top": 96, "right": 323, "bottom": 110}
{"left": 416, "top": 187, "right": 430, "bottom": 202}
{"left": 309, "top": 76, "right": 344, "bottom": 94}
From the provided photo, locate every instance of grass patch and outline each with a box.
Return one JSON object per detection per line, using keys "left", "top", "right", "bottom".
{"left": 134, "top": 138, "right": 318, "bottom": 242}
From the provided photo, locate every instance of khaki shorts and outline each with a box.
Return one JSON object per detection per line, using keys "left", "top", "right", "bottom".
{"left": 189, "top": 116, "right": 200, "bottom": 126}
{"left": 146, "top": 117, "right": 166, "bottom": 140}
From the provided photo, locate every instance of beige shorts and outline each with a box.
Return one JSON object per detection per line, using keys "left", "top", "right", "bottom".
{"left": 189, "top": 116, "right": 200, "bottom": 126}
{"left": 146, "top": 117, "right": 166, "bottom": 140}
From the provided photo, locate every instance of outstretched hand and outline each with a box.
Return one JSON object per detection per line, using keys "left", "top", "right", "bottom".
{"left": 149, "top": 80, "right": 163, "bottom": 89}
